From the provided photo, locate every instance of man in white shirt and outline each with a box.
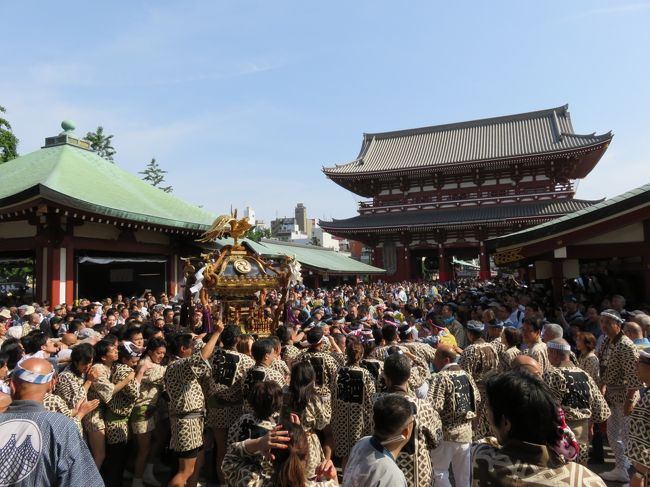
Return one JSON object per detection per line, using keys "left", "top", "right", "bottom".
{"left": 344, "top": 394, "right": 413, "bottom": 487}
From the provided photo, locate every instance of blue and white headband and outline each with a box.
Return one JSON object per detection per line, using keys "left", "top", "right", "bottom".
{"left": 12, "top": 364, "right": 55, "bottom": 384}
{"left": 547, "top": 341, "right": 571, "bottom": 352}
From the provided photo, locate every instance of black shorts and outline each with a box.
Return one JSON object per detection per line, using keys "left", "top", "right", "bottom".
{"left": 174, "top": 445, "right": 203, "bottom": 459}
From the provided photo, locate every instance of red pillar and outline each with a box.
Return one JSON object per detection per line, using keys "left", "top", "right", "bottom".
{"left": 50, "top": 247, "right": 62, "bottom": 306}
{"left": 479, "top": 241, "right": 490, "bottom": 280}
{"left": 44, "top": 242, "right": 74, "bottom": 306}
{"left": 438, "top": 244, "right": 450, "bottom": 282}
{"left": 65, "top": 244, "right": 74, "bottom": 304}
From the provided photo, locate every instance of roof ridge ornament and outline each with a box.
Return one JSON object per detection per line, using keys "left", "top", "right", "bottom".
{"left": 60, "top": 120, "right": 76, "bottom": 134}
{"left": 42, "top": 120, "right": 92, "bottom": 151}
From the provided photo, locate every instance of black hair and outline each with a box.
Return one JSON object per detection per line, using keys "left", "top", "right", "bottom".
{"left": 124, "top": 325, "right": 143, "bottom": 342}
{"left": 268, "top": 336, "right": 281, "bottom": 349}
{"left": 285, "top": 360, "right": 315, "bottom": 415}
{"left": 526, "top": 302, "right": 540, "bottom": 312}
{"left": 485, "top": 370, "right": 561, "bottom": 446}
{"left": 0, "top": 352, "right": 8, "bottom": 369}
{"left": 105, "top": 330, "right": 121, "bottom": 344}
{"left": 78, "top": 312, "right": 92, "bottom": 323}
{"left": 252, "top": 339, "right": 274, "bottom": 363}
{"left": 92, "top": 322, "right": 106, "bottom": 335}
{"left": 275, "top": 325, "right": 292, "bottom": 344}
{"left": 363, "top": 338, "right": 377, "bottom": 357}
{"left": 146, "top": 337, "right": 167, "bottom": 353}
{"left": 333, "top": 333, "right": 346, "bottom": 348}
{"left": 118, "top": 343, "right": 135, "bottom": 362}
{"left": 71, "top": 343, "right": 95, "bottom": 375}
{"left": 67, "top": 319, "right": 83, "bottom": 334}
{"left": 522, "top": 317, "right": 544, "bottom": 333}
{"left": 381, "top": 325, "right": 398, "bottom": 343}
{"left": 221, "top": 325, "right": 241, "bottom": 349}
{"left": 21, "top": 331, "right": 47, "bottom": 354}
{"left": 248, "top": 380, "right": 283, "bottom": 420}
{"left": 398, "top": 324, "right": 414, "bottom": 341}
{"left": 372, "top": 394, "right": 414, "bottom": 441}
{"left": 502, "top": 327, "right": 522, "bottom": 348}
{"left": 383, "top": 351, "right": 411, "bottom": 385}
{"left": 306, "top": 327, "right": 323, "bottom": 345}
{"left": 466, "top": 327, "right": 484, "bottom": 340}
{"left": 49, "top": 317, "right": 64, "bottom": 337}
{"left": 0, "top": 339, "right": 23, "bottom": 370}
{"left": 93, "top": 339, "right": 116, "bottom": 364}
{"left": 169, "top": 333, "right": 193, "bottom": 356}
{"left": 371, "top": 328, "right": 383, "bottom": 344}
{"left": 142, "top": 324, "right": 162, "bottom": 341}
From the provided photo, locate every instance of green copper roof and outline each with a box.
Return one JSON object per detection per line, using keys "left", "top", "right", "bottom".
{"left": 0, "top": 142, "right": 216, "bottom": 231}
{"left": 215, "top": 238, "right": 385, "bottom": 275}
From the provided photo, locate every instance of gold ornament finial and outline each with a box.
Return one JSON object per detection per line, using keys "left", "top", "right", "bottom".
{"left": 197, "top": 207, "right": 253, "bottom": 246}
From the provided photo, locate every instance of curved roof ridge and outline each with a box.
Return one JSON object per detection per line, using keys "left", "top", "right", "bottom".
{"left": 0, "top": 142, "right": 216, "bottom": 230}
{"left": 363, "top": 104, "right": 570, "bottom": 140}
{"left": 562, "top": 131, "right": 613, "bottom": 140}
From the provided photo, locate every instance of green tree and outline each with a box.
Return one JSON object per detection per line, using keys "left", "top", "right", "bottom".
{"left": 84, "top": 126, "right": 116, "bottom": 162}
{"left": 311, "top": 236, "right": 321, "bottom": 246}
{"left": 0, "top": 105, "right": 19, "bottom": 163}
{"left": 139, "top": 158, "right": 172, "bottom": 193}
{"left": 247, "top": 227, "right": 271, "bottom": 242}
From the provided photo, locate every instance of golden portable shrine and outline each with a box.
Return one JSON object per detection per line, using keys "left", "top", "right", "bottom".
{"left": 183, "top": 210, "right": 301, "bottom": 335}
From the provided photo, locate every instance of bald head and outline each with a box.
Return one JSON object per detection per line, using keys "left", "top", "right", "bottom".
{"left": 512, "top": 354, "right": 542, "bottom": 377}
{"left": 11, "top": 358, "right": 55, "bottom": 401}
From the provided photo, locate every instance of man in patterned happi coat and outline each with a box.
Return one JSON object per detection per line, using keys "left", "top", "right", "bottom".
{"left": 545, "top": 338, "right": 610, "bottom": 465}
{"left": 458, "top": 321, "right": 498, "bottom": 441}
{"left": 296, "top": 327, "right": 339, "bottom": 415}
{"left": 164, "top": 323, "right": 223, "bottom": 487}
{"left": 597, "top": 309, "right": 643, "bottom": 483}
{"left": 627, "top": 347, "right": 650, "bottom": 486}
{"left": 369, "top": 324, "right": 431, "bottom": 397}
{"left": 522, "top": 317, "right": 550, "bottom": 374}
{"left": 429, "top": 344, "right": 480, "bottom": 487}
{"left": 241, "top": 338, "right": 287, "bottom": 402}
{"left": 399, "top": 323, "right": 436, "bottom": 371}
{"left": 371, "top": 352, "right": 442, "bottom": 487}
{"left": 206, "top": 324, "right": 254, "bottom": 486}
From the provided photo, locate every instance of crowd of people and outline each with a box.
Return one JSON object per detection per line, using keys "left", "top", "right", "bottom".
{"left": 0, "top": 277, "right": 649, "bottom": 487}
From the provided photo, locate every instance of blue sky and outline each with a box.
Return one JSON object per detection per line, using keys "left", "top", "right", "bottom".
{"left": 1, "top": 1, "right": 649, "bottom": 224}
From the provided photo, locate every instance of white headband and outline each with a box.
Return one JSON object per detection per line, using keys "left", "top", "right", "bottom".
{"left": 600, "top": 311, "right": 624, "bottom": 324}
{"left": 547, "top": 341, "right": 571, "bottom": 352}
